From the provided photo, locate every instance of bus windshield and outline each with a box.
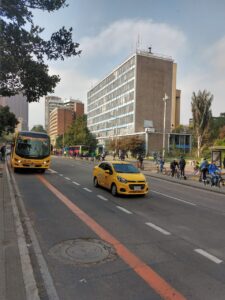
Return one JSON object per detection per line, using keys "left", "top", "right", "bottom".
{"left": 15, "top": 133, "right": 50, "bottom": 159}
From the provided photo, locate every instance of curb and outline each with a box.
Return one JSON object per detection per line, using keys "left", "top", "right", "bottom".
{"left": 144, "top": 172, "right": 225, "bottom": 195}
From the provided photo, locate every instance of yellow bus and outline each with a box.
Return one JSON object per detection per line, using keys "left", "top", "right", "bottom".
{"left": 11, "top": 131, "right": 51, "bottom": 173}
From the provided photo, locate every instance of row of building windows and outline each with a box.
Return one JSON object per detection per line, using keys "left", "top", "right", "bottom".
{"left": 89, "top": 114, "right": 134, "bottom": 133}
{"left": 88, "top": 103, "right": 134, "bottom": 126}
{"left": 88, "top": 68, "right": 135, "bottom": 105}
{"left": 95, "top": 123, "right": 134, "bottom": 138}
{"left": 88, "top": 80, "right": 135, "bottom": 112}
{"left": 88, "top": 91, "right": 134, "bottom": 119}
{"left": 88, "top": 56, "right": 135, "bottom": 98}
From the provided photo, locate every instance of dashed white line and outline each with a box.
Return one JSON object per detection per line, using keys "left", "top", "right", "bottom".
{"left": 97, "top": 195, "right": 108, "bottom": 201}
{"left": 64, "top": 177, "right": 71, "bottom": 181}
{"left": 72, "top": 181, "right": 80, "bottom": 186}
{"left": 194, "top": 249, "right": 223, "bottom": 264}
{"left": 48, "top": 169, "right": 58, "bottom": 174}
{"left": 59, "top": 174, "right": 63, "bottom": 177}
{"left": 152, "top": 190, "right": 196, "bottom": 206}
{"left": 83, "top": 188, "right": 92, "bottom": 192}
{"left": 145, "top": 222, "right": 171, "bottom": 235}
{"left": 116, "top": 206, "right": 132, "bottom": 215}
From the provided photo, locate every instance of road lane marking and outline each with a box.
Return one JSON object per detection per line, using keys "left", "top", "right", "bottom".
{"left": 83, "top": 188, "right": 92, "bottom": 192}
{"left": 116, "top": 206, "right": 133, "bottom": 215}
{"left": 48, "top": 169, "right": 58, "bottom": 174}
{"left": 145, "top": 222, "right": 171, "bottom": 235}
{"left": 72, "top": 181, "right": 80, "bottom": 186}
{"left": 59, "top": 174, "right": 63, "bottom": 177}
{"left": 37, "top": 175, "right": 187, "bottom": 300}
{"left": 152, "top": 190, "right": 196, "bottom": 206}
{"left": 37, "top": 175, "right": 186, "bottom": 300}
{"left": 97, "top": 195, "right": 108, "bottom": 201}
{"left": 64, "top": 177, "right": 71, "bottom": 181}
{"left": 194, "top": 249, "right": 223, "bottom": 264}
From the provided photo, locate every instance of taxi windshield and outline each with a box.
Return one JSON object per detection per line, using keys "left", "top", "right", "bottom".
{"left": 113, "top": 163, "right": 140, "bottom": 174}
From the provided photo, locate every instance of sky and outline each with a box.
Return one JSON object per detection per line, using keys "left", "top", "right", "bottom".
{"left": 29, "top": 0, "right": 225, "bottom": 129}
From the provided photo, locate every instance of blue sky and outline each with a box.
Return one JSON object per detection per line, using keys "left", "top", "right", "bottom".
{"left": 29, "top": 0, "right": 225, "bottom": 129}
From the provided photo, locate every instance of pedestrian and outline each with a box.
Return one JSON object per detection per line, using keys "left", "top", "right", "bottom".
{"left": 159, "top": 156, "right": 165, "bottom": 173}
{"left": 0, "top": 144, "right": 6, "bottom": 161}
{"left": 199, "top": 158, "right": 208, "bottom": 182}
{"left": 137, "top": 153, "right": 144, "bottom": 170}
{"left": 170, "top": 160, "right": 178, "bottom": 177}
{"left": 178, "top": 156, "right": 186, "bottom": 178}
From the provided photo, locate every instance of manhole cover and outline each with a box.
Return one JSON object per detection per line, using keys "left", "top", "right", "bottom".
{"left": 48, "top": 238, "right": 117, "bottom": 266}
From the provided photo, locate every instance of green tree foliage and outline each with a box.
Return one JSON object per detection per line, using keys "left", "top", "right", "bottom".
{"left": 191, "top": 90, "right": 213, "bottom": 157}
{"left": 108, "top": 136, "right": 144, "bottom": 157}
{"left": 0, "top": 0, "right": 81, "bottom": 102}
{"left": 0, "top": 105, "right": 18, "bottom": 136}
{"left": 30, "top": 124, "right": 46, "bottom": 133}
{"left": 209, "top": 116, "right": 225, "bottom": 141}
{"left": 56, "top": 115, "right": 97, "bottom": 151}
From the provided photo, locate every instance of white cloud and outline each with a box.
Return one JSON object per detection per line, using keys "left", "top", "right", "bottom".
{"left": 204, "top": 36, "right": 225, "bottom": 72}
{"left": 80, "top": 19, "right": 188, "bottom": 60}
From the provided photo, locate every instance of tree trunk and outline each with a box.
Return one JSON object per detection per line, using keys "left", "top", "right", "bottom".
{"left": 197, "top": 135, "right": 202, "bottom": 158}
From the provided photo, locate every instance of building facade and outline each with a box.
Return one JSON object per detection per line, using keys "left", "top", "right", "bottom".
{"left": 49, "top": 108, "right": 74, "bottom": 145}
{"left": 87, "top": 50, "right": 180, "bottom": 154}
{"left": 48, "top": 99, "right": 85, "bottom": 145}
{"left": 0, "top": 94, "right": 28, "bottom": 130}
{"left": 45, "top": 96, "right": 63, "bottom": 132}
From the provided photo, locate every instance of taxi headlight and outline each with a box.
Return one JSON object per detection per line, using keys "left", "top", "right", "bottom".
{"left": 117, "top": 176, "right": 128, "bottom": 184}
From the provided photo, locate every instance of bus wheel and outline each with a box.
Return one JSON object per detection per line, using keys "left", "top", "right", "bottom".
{"left": 14, "top": 168, "right": 18, "bottom": 173}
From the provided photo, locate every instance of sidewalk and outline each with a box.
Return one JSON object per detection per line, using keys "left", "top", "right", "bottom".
{"left": 0, "top": 162, "right": 27, "bottom": 300}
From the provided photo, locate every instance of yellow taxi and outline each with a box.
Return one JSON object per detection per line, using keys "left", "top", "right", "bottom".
{"left": 93, "top": 161, "right": 149, "bottom": 196}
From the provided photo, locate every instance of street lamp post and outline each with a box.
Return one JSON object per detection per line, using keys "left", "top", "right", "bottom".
{"left": 162, "top": 93, "right": 169, "bottom": 159}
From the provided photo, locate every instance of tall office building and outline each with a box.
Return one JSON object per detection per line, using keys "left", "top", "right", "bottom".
{"left": 45, "top": 96, "right": 63, "bottom": 132}
{"left": 0, "top": 94, "right": 28, "bottom": 130}
{"left": 87, "top": 50, "right": 181, "bottom": 153}
{"left": 64, "top": 99, "right": 84, "bottom": 118}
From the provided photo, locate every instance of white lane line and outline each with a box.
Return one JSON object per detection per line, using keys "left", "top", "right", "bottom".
{"left": 97, "top": 195, "right": 108, "bottom": 201}
{"left": 48, "top": 169, "right": 58, "bottom": 174}
{"left": 145, "top": 222, "right": 171, "bottom": 235}
{"left": 72, "top": 181, "right": 80, "bottom": 186}
{"left": 83, "top": 188, "right": 92, "bottom": 192}
{"left": 64, "top": 177, "right": 71, "bottom": 181}
{"left": 194, "top": 249, "right": 223, "bottom": 264}
{"left": 116, "top": 206, "right": 132, "bottom": 215}
{"left": 59, "top": 174, "right": 63, "bottom": 177}
{"left": 152, "top": 190, "right": 196, "bottom": 206}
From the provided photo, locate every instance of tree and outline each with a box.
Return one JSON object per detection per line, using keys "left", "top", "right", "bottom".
{"left": 0, "top": 0, "right": 81, "bottom": 102}
{"left": 30, "top": 124, "right": 46, "bottom": 133}
{"left": 56, "top": 115, "right": 97, "bottom": 151}
{"left": 0, "top": 105, "right": 18, "bottom": 137}
{"left": 191, "top": 90, "right": 213, "bottom": 158}
{"left": 108, "top": 135, "right": 145, "bottom": 157}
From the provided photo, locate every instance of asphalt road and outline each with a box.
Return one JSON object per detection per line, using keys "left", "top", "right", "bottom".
{"left": 12, "top": 157, "right": 225, "bottom": 300}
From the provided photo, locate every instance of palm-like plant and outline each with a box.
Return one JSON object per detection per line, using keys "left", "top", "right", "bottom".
{"left": 191, "top": 90, "right": 213, "bottom": 157}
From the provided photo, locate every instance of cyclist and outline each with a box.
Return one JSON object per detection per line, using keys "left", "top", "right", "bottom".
{"left": 208, "top": 162, "right": 221, "bottom": 186}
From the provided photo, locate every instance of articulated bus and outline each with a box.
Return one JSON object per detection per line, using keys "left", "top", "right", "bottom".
{"left": 11, "top": 131, "right": 51, "bottom": 173}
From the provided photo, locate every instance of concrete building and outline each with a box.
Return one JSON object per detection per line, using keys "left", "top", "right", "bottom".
{"left": 0, "top": 94, "right": 28, "bottom": 130}
{"left": 87, "top": 50, "right": 181, "bottom": 154}
{"left": 45, "top": 96, "right": 63, "bottom": 132}
{"left": 64, "top": 99, "right": 84, "bottom": 118}
{"left": 49, "top": 108, "right": 74, "bottom": 145}
{"left": 48, "top": 99, "right": 85, "bottom": 146}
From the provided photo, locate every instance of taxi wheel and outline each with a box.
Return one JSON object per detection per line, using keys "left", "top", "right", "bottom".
{"left": 111, "top": 183, "right": 117, "bottom": 197}
{"left": 93, "top": 176, "right": 99, "bottom": 187}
